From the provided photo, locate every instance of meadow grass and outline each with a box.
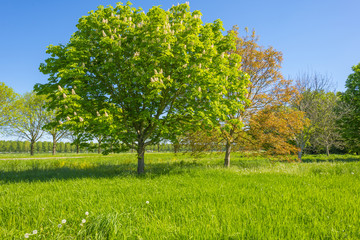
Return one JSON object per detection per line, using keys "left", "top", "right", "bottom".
{"left": 1, "top": 153, "right": 360, "bottom": 239}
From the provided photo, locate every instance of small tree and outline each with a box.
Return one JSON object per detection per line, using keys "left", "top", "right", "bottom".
{"left": 311, "top": 92, "right": 343, "bottom": 155}
{"left": 292, "top": 72, "right": 334, "bottom": 160}
{"left": 0, "top": 82, "right": 17, "bottom": 131}
{"left": 8, "top": 92, "right": 49, "bottom": 155}
{"left": 246, "top": 105, "right": 306, "bottom": 156}
{"left": 36, "top": 2, "right": 248, "bottom": 174}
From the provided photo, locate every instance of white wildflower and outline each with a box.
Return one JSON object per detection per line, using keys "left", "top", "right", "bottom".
{"left": 211, "top": 44, "right": 214, "bottom": 48}
{"left": 124, "top": 17, "right": 127, "bottom": 22}
{"left": 63, "top": 93, "right": 67, "bottom": 98}
{"left": 146, "top": 201, "right": 149, "bottom": 204}
{"left": 129, "top": 17, "right": 132, "bottom": 22}
{"left": 111, "top": 12, "right": 114, "bottom": 17}
{"left": 104, "top": 112, "right": 109, "bottom": 117}
{"left": 221, "top": 52, "right": 225, "bottom": 58}
{"left": 102, "top": 30, "right": 106, "bottom": 37}
{"left": 183, "top": 63, "right": 187, "bottom": 68}
{"left": 59, "top": 121, "right": 63, "bottom": 125}
{"left": 159, "top": 69, "right": 163, "bottom": 74}
{"left": 111, "top": 35, "right": 114, "bottom": 40}
{"left": 24, "top": 233, "right": 29, "bottom": 238}
{"left": 85, "top": 211, "right": 89, "bottom": 216}
{"left": 167, "top": 75, "right": 171, "bottom": 80}
{"left": 114, "top": 28, "right": 117, "bottom": 33}
{"left": 66, "top": 116, "right": 71, "bottom": 121}
{"left": 62, "top": 219, "right": 66, "bottom": 224}
{"left": 82, "top": 219, "right": 86, "bottom": 223}
{"left": 58, "top": 224, "right": 62, "bottom": 228}
{"left": 198, "top": 86, "right": 201, "bottom": 92}
{"left": 33, "top": 230, "right": 38, "bottom": 234}
{"left": 154, "top": 69, "right": 158, "bottom": 75}
{"left": 96, "top": 111, "right": 100, "bottom": 117}
{"left": 80, "top": 223, "right": 84, "bottom": 227}
{"left": 185, "top": 1, "right": 189, "bottom": 5}
{"left": 199, "top": 63, "right": 202, "bottom": 68}
{"left": 72, "top": 89, "right": 76, "bottom": 95}
{"left": 187, "top": 74, "right": 191, "bottom": 78}
{"left": 58, "top": 85, "right": 63, "bottom": 91}
{"left": 203, "top": 49, "right": 206, "bottom": 54}
{"left": 168, "top": 43, "right": 171, "bottom": 50}
{"left": 79, "top": 117, "right": 84, "bottom": 122}
{"left": 102, "top": 18, "right": 106, "bottom": 23}
{"left": 74, "top": 112, "right": 77, "bottom": 115}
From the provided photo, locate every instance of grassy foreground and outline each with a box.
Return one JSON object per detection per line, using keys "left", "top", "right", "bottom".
{"left": 1, "top": 153, "right": 360, "bottom": 239}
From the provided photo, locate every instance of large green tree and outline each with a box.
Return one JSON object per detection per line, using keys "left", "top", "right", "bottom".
{"left": 35, "top": 2, "right": 248, "bottom": 174}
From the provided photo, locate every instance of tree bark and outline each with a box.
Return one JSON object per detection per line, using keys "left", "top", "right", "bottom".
{"left": 224, "top": 141, "right": 231, "bottom": 168}
{"left": 30, "top": 140, "right": 35, "bottom": 156}
{"left": 76, "top": 144, "right": 79, "bottom": 154}
{"left": 157, "top": 144, "right": 160, "bottom": 152}
{"left": 298, "top": 142, "right": 305, "bottom": 162}
{"left": 137, "top": 141, "right": 145, "bottom": 174}
{"left": 298, "top": 150, "right": 302, "bottom": 162}
{"left": 326, "top": 145, "right": 330, "bottom": 156}
{"left": 52, "top": 134, "right": 57, "bottom": 155}
{"left": 98, "top": 142, "right": 101, "bottom": 154}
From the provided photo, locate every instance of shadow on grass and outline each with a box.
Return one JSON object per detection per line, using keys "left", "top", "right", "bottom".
{"left": 0, "top": 161, "right": 203, "bottom": 183}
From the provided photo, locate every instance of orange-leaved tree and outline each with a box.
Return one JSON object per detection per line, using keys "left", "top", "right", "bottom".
{"left": 182, "top": 27, "right": 305, "bottom": 166}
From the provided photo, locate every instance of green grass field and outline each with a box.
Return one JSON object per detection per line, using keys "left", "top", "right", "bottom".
{"left": 1, "top": 153, "right": 360, "bottom": 239}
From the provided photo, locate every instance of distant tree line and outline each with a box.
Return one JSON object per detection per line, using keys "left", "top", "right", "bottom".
{"left": 0, "top": 140, "right": 181, "bottom": 154}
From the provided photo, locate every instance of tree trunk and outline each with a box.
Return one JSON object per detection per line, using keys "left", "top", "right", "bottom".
{"left": 98, "top": 141, "right": 101, "bottom": 154}
{"left": 173, "top": 143, "right": 179, "bottom": 154}
{"left": 76, "top": 144, "right": 79, "bottom": 154}
{"left": 157, "top": 144, "right": 160, "bottom": 152}
{"left": 52, "top": 134, "right": 57, "bottom": 155}
{"left": 326, "top": 145, "right": 330, "bottom": 156}
{"left": 224, "top": 141, "right": 231, "bottom": 168}
{"left": 137, "top": 141, "right": 145, "bottom": 174}
{"left": 298, "top": 150, "right": 302, "bottom": 162}
{"left": 30, "top": 140, "right": 35, "bottom": 156}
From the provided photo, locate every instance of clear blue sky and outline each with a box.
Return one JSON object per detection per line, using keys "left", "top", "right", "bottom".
{"left": 1, "top": 0, "right": 359, "bottom": 94}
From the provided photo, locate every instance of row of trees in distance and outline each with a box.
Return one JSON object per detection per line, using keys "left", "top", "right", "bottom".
{"left": 0, "top": 140, "right": 175, "bottom": 154}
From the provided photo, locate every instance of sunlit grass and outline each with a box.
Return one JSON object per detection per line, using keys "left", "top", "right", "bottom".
{"left": 1, "top": 153, "right": 360, "bottom": 239}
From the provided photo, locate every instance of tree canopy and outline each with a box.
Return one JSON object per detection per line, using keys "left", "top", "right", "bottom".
{"left": 35, "top": 2, "right": 249, "bottom": 173}
{"left": 339, "top": 63, "right": 360, "bottom": 153}
{"left": 0, "top": 82, "right": 17, "bottom": 131}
